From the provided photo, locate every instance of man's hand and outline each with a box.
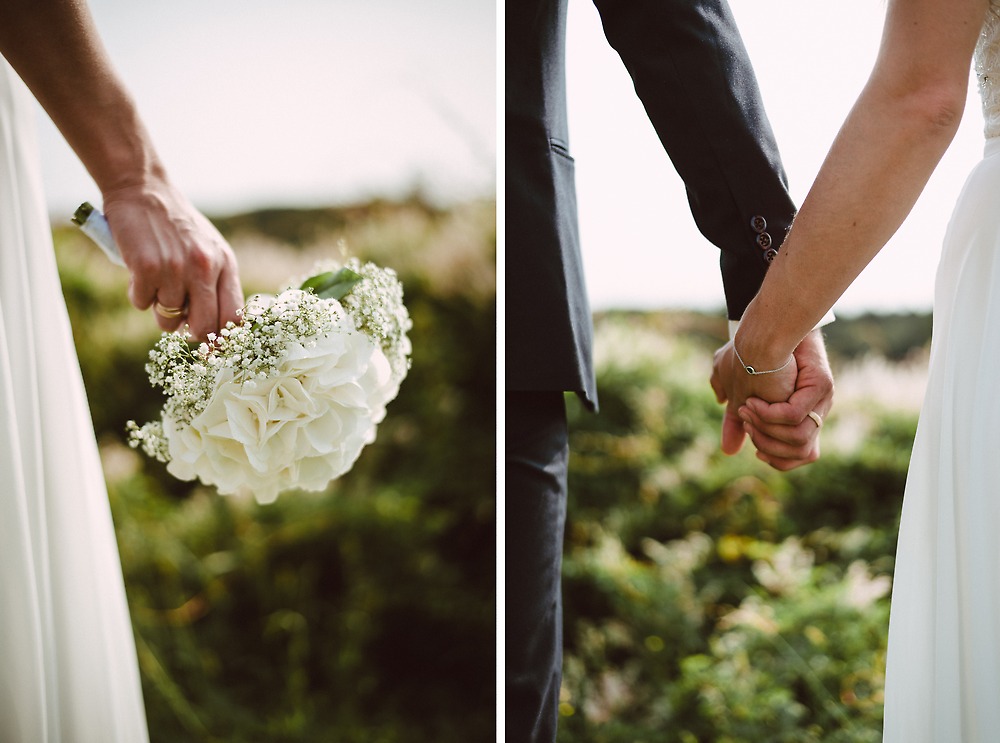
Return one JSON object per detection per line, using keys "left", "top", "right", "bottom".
{"left": 711, "top": 329, "right": 834, "bottom": 470}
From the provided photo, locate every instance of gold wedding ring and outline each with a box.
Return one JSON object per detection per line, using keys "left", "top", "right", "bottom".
{"left": 807, "top": 411, "right": 824, "bottom": 429}
{"left": 153, "top": 299, "right": 187, "bottom": 319}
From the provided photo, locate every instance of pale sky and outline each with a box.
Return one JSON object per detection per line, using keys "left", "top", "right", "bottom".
{"left": 568, "top": 0, "right": 986, "bottom": 313}
{"left": 35, "top": 0, "right": 495, "bottom": 217}
{"left": 34, "top": 1, "right": 988, "bottom": 313}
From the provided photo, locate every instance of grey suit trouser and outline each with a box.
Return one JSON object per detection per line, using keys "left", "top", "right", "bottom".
{"left": 505, "top": 391, "right": 569, "bottom": 743}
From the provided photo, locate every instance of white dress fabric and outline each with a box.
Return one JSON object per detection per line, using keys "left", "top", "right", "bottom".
{"left": 0, "top": 61, "right": 148, "bottom": 741}
{"left": 882, "top": 4, "right": 1000, "bottom": 740}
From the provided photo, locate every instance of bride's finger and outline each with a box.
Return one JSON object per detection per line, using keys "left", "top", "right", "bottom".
{"left": 746, "top": 422, "right": 820, "bottom": 467}
{"left": 184, "top": 280, "right": 219, "bottom": 341}
{"left": 744, "top": 420, "right": 817, "bottom": 458}
{"left": 746, "top": 381, "right": 831, "bottom": 425}
{"left": 150, "top": 287, "right": 187, "bottom": 332}
{"left": 216, "top": 259, "right": 244, "bottom": 328}
{"left": 756, "top": 449, "right": 819, "bottom": 471}
{"left": 745, "top": 397, "right": 810, "bottom": 426}
{"left": 127, "top": 270, "right": 157, "bottom": 312}
{"left": 739, "top": 405, "right": 817, "bottom": 448}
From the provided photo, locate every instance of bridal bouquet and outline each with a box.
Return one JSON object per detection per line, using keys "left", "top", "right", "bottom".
{"left": 127, "top": 258, "right": 411, "bottom": 504}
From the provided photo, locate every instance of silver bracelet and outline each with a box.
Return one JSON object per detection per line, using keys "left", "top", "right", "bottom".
{"left": 733, "top": 343, "right": 793, "bottom": 376}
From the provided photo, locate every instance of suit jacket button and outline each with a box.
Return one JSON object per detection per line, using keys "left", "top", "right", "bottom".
{"left": 764, "top": 248, "right": 778, "bottom": 263}
{"left": 750, "top": 215, "right": 767, "bottom": 233}
{"left": 756, "top": 232, "right": 772, "bottom": 249}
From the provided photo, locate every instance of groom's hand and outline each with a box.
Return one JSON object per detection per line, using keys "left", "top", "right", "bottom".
{"left": 711, "top": 329, "right": 833, "bottom": 470}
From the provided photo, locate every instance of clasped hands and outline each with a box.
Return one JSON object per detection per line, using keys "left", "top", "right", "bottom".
{"left": 710, "top": 329, "right": 834, "bottom": 470}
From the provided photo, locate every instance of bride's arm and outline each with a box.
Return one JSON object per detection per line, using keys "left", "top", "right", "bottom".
{"left": 0, "top": 0, "right": 243, "bottom": 340}
{"left": 722, "top": 0, "right": 989, "bottom": 413}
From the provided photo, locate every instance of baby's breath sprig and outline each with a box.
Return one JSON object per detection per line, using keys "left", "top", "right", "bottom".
{"left": 126, "top": 420, "right": 170, "bottom": 462}
{"left": 146, "top": 328, "right": 215, "bottom": 427}
{"left": 302, "top": 258, "right": 412, "bottom": 384}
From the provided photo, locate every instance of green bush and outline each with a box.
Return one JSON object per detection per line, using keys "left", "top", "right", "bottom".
{"left": 557, "top": 312, "right": 917, "bottom": 743}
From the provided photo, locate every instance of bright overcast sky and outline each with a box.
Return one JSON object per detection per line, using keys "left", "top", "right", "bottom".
{"left": 32, "top": 1, "right": 988, "bottom": 313}
{"left": 568, "top": 0, "right": 986, "bottom": 314}
{"left": 34, "top": 0, "right": 495, "bottom": 218}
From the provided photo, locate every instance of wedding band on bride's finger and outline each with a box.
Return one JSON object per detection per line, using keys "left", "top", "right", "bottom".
{"left": 153, "top": 299, "right": 187, "bottom": 319}
{"left": 807, "top": 410, "right": 824, "bottom": 429}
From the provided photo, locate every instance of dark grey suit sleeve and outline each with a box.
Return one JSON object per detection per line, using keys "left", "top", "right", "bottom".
{"left": 591, "top": 0, "right": 796, "bottom": 319}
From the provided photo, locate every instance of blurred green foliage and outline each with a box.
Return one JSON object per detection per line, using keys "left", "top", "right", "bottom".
{"left": 592, "top": 308, "right": 933, "bottom": 367}
{"left": 821, "top": 312, "right": 932, "bottom": 363}
{"left": 55, "top": 197, "right": 495, "bottom": 742}
{"left": 556, "top": 312, "right": 924, "bottom": 742}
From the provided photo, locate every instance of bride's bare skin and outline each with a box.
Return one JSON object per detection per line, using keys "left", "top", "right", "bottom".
{"left": 713, "top": 0, "right": 990, "bottom": 456}
{"left": 0, "top": 0, "right": 243, "bottom": 341}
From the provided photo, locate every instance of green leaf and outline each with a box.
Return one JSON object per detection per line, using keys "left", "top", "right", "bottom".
{"left": 299, "top": 267, "right": 362, "bottom": 300}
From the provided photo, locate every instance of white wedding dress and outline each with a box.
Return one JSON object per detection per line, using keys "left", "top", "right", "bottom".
{"left": 882, "top": 3, "right": 1000, "bottom": 740}
{"left": 0, "top": 61, "right": 149, "bottom": 741}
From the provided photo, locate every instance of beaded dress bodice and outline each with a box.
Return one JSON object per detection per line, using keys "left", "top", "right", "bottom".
{"left": 975, "top": 1, "right": 1000, "bottom": 139}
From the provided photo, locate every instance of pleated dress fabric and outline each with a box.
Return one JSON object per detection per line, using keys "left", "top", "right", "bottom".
{"left": 882, "top": 4, "right": 1000, "bottom": 740}
{"left": 0, "top": 60, "right": 148, "bottom": 741}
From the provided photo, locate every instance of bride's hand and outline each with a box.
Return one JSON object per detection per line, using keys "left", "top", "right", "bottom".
{"left": 711, "top": 339, "right": 798, "bottom": 456}
{"left": 103, "top": 179, "right": 244, "bottom": 341}
{"left": 739, "top": 330, "right": 834, "bottom": 470}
